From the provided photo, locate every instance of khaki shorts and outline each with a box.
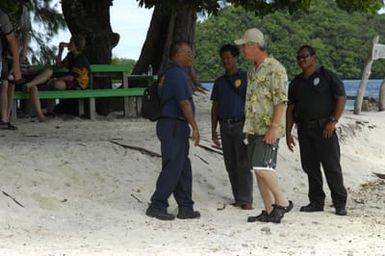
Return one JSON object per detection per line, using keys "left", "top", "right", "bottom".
{"left": 247, "top": 134, "right": 279, "bottom": 171}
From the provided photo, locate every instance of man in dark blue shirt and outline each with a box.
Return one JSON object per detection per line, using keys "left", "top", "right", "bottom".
{"left": 211, "top": 44, "right": 253, "bottom": 210}
{"left": 146, "top": 41, "right": 200, "bottom": 221}
{"left": 286, "top": 45, "right": 347, "bottom": 216}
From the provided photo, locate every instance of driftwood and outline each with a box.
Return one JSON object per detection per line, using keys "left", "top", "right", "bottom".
{"left": 110, "top": 140, "right": 161, "bottom": 158}
{"left": 2, "top": 191, "right": 24, "bottom": 208}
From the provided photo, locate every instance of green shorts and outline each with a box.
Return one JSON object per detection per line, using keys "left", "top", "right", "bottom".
{"left": 247, "top": 134, "right": 279, "bottom": 171}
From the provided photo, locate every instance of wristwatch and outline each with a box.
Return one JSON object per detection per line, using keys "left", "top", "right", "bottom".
{"left": 329, "top": 117, "right": 338, "bottom": 123}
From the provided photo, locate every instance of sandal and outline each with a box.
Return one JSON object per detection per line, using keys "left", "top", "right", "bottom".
{"left": 1, "top": 121, "right": 17, "bottom": 130}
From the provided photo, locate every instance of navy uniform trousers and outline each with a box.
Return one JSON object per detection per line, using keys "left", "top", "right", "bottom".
{"left": 219, "top": 120, "right": 253, "bottom": 204}
{"left": 150, "top": 118, "right": 194, "bottom": 211}
{"left": 297, "top": 121, "right": 347, "bottom": 207}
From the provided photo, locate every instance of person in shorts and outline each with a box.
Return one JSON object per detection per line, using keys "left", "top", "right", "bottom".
{"left": 235, "top": 28, "right": 293, "bottom": 223}
{"left": 0, "top": 8, "right": 21, "bottom": 129}
{"left": 22, "top": 34, "right": 90, "bottom": 121}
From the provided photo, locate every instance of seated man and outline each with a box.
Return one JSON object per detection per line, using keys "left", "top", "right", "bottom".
{"left": 22, "top": 34, "right": 90, "bottom": 121}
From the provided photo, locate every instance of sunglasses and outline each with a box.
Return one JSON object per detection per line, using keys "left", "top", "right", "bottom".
{"left": 296, "top": 54, "right": 311, "bottom": 61}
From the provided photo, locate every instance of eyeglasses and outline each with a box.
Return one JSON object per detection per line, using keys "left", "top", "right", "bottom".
{"left": 296, "top": 54, "right": 311, "bottom": 61}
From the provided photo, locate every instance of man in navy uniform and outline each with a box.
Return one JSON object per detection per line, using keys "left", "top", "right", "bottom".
{"left": 211, "top": 44, "right": 253, "bottom": 209}
{"left": 146, "top": 41, "right": 200, "bottom": 221}
{"left": 286, "top": 45, "right": 347, "bottom": 216}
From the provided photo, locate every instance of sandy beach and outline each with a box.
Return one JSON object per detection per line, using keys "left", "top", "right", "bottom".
{"left": 1, "top": 93, "right": 384, "bottom": 256}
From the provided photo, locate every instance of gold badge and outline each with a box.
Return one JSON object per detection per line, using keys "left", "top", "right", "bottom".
{"left": 234, "top": 79, "right": 241, "bottom": 88}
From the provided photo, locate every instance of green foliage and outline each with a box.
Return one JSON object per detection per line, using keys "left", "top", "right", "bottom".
{"left": 195, "top": 0, "right": 385, "bottom": 80}
{"left": 137, "top": 0, "right": 383, "bottom": 15}
{"left": 111, "top": 57, "right": 136, "bottom": 73}
{"left": 29, "top": 0, "right": 66, "bottom": 64}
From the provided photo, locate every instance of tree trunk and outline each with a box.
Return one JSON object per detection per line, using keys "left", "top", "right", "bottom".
{"left": 132, "top": 2, "right": 197, "bottom": 81}
{"left": 61, "top": 0, "right": 119, "bottom": 115}
{"left": 379, "top": 78, "right": 385, "bottom": 111}
{"left": 354, "top": 35, "right": 378, "bottom": 115}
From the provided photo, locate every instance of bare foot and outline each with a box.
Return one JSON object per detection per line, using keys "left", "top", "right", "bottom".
{"left": 38, "top": 115, "right": 46, "bottom": 122}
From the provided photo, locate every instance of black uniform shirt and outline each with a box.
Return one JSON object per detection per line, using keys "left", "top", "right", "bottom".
{"left": 288, "top": 67, "right": 345, "bottom": 122}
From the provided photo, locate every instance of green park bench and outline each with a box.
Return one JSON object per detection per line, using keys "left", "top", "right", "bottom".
{"left": 13, "top": 64, "right": 157, "bottom": 120}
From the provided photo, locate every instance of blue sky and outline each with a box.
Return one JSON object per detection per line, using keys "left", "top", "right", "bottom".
{"left": 54, "top": 0, "right": 153, "bottom": 60}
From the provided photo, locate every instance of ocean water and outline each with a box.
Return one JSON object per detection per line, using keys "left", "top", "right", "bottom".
{"left": 201, "top": 79, "right": 384, "bottom": 110}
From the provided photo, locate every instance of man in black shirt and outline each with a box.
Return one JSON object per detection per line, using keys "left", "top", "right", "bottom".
{"left": 286, "top": 45, "right": 347, "bottom": 216}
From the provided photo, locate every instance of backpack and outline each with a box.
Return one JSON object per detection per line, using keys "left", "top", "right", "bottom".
{"left": 141, "top": 81, "right": 162, "bottom": 121}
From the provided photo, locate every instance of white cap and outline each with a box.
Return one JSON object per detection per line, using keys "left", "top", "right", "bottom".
{"left": 234, "top": 28, "right": 265, "bottom": 47}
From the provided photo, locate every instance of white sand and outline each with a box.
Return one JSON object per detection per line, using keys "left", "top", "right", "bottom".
{"left": 1, "top": 93, "right": 384, "bottom": 256}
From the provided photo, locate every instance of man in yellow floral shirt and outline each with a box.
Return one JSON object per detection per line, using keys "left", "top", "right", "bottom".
{"left": 235, "top": 28, "right": 292, "bottom": 223}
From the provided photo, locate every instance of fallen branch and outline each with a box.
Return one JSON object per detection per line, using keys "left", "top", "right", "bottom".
{"left": 110, "top": 140, "right": 161, "bottom": 158}
{"left": 194, "top": 154, "right": 209, "bottom": 165}
{"left": 197, "top": 143, "right": 223, "bottom": 155}
{"left": 2, "top": 191, "right": 24, "bottom": 208}
{"left": 131, "top": 193, "right": 143, "bottom": 203}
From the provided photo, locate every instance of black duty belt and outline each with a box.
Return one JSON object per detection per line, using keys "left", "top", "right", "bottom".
{"left": 297, "top": 118, "right": 328, "bottom": 128}
{"left": 219, "top": 118, "right": 245, "bottom": 125}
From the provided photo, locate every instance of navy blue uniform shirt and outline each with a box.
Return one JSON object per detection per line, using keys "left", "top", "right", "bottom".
{"left": 159, "top": 62, "right": 194, "bottom": 119}
{"left": 210, "top": 69, "right": 247, "bottom": 120}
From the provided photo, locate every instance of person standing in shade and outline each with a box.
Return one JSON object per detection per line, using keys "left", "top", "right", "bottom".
{"left": 211, "top": 44, "right": 253, "bottom": 210}
{"left": 286, "top": 45, "right": 347, "bottom": 216}
{"left": 146, "top": 41, "right": 200, "bottom": 221}
{"left": 234, "top": 28, "right": 293, "bottom": 223}
{"left": 0, "top": 8, "right": 21, "bottom": 130}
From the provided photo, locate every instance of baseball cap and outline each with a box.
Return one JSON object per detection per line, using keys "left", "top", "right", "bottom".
{"left": 234, "top": 28, "right": 265, "bottom": 47}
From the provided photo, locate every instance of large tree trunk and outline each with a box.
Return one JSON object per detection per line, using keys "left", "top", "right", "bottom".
{"left": 61, "top": 0, "right": 119, "bottom": 115}
{"left": 132, "top": 2, "right": 197, "bottom": 80}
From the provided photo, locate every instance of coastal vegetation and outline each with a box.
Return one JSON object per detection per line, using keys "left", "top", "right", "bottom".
{"left": 195, "top": 0, "right": 385, "bottom": 80}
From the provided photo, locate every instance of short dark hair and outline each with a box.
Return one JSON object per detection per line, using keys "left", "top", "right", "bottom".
{"left": 219, "top": 44, "right": 239, "bottom": 57}
{"left": 169, "top": 40, "right": 191, "bottom": 58}
{"left": 298, "top": 45, "right": 316, "bottom": 56}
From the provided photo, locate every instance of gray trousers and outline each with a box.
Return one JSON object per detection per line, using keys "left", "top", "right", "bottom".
{"left": 220, "top": 120, "right": 253, "bottom": 204}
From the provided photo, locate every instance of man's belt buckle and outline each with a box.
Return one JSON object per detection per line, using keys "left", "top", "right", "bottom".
{"left": 220, "top": 118, "right": 244, "bottom": 125}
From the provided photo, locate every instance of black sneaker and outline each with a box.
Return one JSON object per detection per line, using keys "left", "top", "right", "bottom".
{"left": 335, "top": 206, "right": 347, "bottom": 216}
{"left": 267, "top": 204, "right": 286, "bottom": 223}
{"left": 247, "top": 210, "right": 269, "bottom": 223}
{"left": 177, "top": 209, "right": 200, "bottom": 219}
{"left": 284, "top": 200, "right": 294, "bottom": 213}
{"left": 300, "top": 202, "right": 324, "bottom": 212}
{"left": 145, "top": 206, "right": 175, "bottom": 221}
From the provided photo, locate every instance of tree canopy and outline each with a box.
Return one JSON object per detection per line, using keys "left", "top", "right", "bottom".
{"left": 138, "top": 0, "right": 384, "bottom": 15}
{"left": 194, "top": 0, "right": 385, "bottom": 80}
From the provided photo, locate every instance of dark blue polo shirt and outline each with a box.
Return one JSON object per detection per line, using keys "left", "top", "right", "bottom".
{"left": 288, "top": 67, "right": 346, "bottom": 122}
{"left": 210, "top": 69, "right": 247, "bottom": 120}
{"left": 159, "top": 62, "right": 194, "bottom": 119}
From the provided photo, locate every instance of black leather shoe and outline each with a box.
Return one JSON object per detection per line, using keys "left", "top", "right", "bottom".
{"left": 241, "top": 203, "right": 253, "bottom": 210}
{"left": 267, "top": 204, "right": 286, "bottom": 223}
{"left": 247, "top": 210, "right": 269, "bottom": 222}
{"left": 300, "top": 202, "right": 324, "bottom": 212}
{"left": 335, "top": 206, "right": 347, "bottom": 216}
{"left": 177, "top": 209, "right": 200, "bottom": 219}
{"left": 146, "top": 206, "right": 175, "bottom": 221}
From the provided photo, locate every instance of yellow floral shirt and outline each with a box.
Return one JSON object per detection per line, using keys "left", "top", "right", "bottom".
{"left": 243, "top": 57, "right": 288, "bottom": 137}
